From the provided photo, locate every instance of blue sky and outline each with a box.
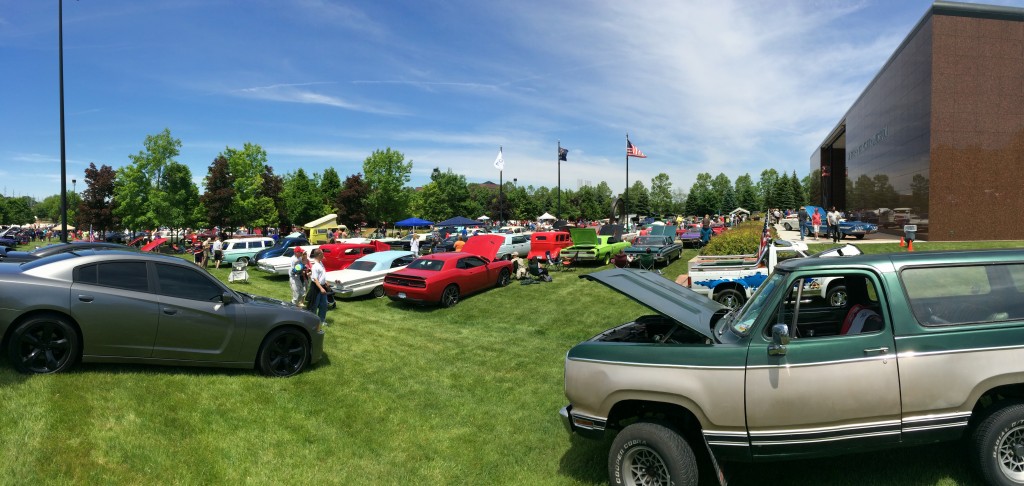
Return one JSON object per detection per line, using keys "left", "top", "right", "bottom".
{"left": 1, "top": 0, "right": 1018, "bottom": 201}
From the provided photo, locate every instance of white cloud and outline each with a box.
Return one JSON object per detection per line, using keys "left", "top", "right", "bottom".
{"left": 230, "top": 82, "right": 403, "bottom": 115}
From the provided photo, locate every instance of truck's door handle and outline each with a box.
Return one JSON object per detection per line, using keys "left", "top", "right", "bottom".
{"left": 863, "top": 347, "right": 889, "bottom": 354}
{"left": 77, "top": 295, "right": 94, "bottom": 303}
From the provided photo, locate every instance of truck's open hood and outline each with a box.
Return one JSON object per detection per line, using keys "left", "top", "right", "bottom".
{"left": 580, "top": 268, "right": 726, "bottom": 341}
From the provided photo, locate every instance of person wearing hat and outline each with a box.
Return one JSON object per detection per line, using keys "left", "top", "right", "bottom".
{"left": 797, "top": 206, "right": 808, "bottom": 241}
{"left": 289, "top": 246, "right": 307, "bottom": 306}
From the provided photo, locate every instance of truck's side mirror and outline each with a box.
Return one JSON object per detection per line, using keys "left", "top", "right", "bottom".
{"left": 769, "top": 323, "right": 790, "bottom": 356}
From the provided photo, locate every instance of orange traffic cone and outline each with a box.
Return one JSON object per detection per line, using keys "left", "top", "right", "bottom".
{"left": 907, "top": 240, "right": 914, "bottom": 252}
{"left": 899, "top": 236, "right": 905, "bottom": 247}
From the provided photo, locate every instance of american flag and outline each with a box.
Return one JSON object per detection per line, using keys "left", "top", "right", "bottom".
{"left": 626, "top": 140, "right": 646, "bottom": 158}
{"left": 756, "top": 215, "right": 771, "bottom": 262}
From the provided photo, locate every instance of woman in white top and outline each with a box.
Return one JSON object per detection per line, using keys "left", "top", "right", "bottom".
{"left": 309, "top": 248, "right": 329, "bottom": 325}
{"left": 409, "top": 233, "right": 420, "bottom": 255}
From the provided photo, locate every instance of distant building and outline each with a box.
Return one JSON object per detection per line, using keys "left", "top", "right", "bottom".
{"left": 812, "top": 1, "right": 1023, "bottom": 241}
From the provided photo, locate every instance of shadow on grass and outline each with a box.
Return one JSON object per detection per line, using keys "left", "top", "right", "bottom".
{"left": 558, "top": 434, "right": 611, "bottom": 484}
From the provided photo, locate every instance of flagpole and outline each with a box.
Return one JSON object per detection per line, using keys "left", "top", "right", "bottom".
{"left": 557, "top": 140, "right": 561, "bottom": 220}
{"left": 625, "top": 133, "right": 629, "bottom": 231}
{"left": 498, "top": 146, "right": 503, "bottom": 225}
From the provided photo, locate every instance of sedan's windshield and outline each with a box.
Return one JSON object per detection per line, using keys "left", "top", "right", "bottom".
{"left": 730, "top": 271, "right": 786, "bottom": 335}
{"left": 347, "top": 261, "right": 375, "bottom": 272}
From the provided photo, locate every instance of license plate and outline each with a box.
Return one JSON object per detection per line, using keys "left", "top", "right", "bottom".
{"left": 398, "top": 292, "right": 406, "bottom": 299}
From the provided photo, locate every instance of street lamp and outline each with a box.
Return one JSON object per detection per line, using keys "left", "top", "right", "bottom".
{"left": 71, "top": 178, "right": 77, "bottom": 236}
{"left": 513, "top": 178, "right": 517, "bottom": 188}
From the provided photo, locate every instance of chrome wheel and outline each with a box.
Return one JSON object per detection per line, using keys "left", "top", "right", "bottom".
{"left": 622, "top": 445, "right": 671, "bottom": 486}
{"left": 441, "top": 285, "right": 459, "bottom": 308}
{"left": 827, "top": 286, "right": 848, "bottom": 307}
{"left": 714, "top": 289, "right": 744, "bottom": 310}
{"left": 372, "top": 285, "right": 385, "bottom": 298}
{"left": 998, "top": 424, "right": 1024, "bottom": 481}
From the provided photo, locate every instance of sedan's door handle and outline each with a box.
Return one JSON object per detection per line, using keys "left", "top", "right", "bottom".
{"left": 162, "top": 308, "right": 178, "bottom": 315}
{"left": 77, "top": 295, "right": 94, "bottom": 303}
{"left": 863, "top": 347, "right": 889, "bottom": 354}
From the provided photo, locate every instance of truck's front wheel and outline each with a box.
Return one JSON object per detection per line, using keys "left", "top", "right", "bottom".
{"left": 609, "top": 422, "right": 697, "bottom": 486}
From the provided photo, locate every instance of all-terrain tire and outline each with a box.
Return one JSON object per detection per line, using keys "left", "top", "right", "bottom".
{"left": 973, "top": 402, "right": 1024, "bottom": 485}
{"left": 608, "top": 422, "right": 698, "bottom": 486}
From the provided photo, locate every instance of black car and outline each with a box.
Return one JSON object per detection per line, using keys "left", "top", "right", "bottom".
{"left": 252, "top": 236, "right": 309, "bottom": 264}
{"left": 0, "top": 242, "right": 132, "bottom": 263}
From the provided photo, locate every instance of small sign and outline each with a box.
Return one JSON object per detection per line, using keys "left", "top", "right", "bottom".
{"left": 904, "top": 225, "right": 917, "bottom": 232}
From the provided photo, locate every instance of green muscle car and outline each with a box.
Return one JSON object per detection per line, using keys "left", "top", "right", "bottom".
{"left": 560, "top": 227, "right": 631, "bottom": 265}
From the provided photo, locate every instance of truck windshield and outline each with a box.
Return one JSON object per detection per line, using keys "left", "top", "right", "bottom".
{"left": 730, "top": 271, "right": 787, "bottom": 335}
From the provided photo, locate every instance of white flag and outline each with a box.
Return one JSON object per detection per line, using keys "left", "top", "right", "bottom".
{"left": 493, "top": 148, "right": 504, "bottom": 171}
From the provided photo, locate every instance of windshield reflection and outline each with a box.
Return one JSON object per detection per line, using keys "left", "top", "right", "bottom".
{"left": 730, "top": 271, "right": 786, "bottom": 335}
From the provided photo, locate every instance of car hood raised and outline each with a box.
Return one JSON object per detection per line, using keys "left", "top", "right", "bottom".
{"left": 568, "top": 228, "right": 598, "bottom": 246}
{"left": 580, "top": 268, "right": 727, "bottom": 341}
{"left": 461, "top": 234, "right": 505, "bottom": 261}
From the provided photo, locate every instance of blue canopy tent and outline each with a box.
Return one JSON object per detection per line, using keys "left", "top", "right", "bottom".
{"left": 395, "top": 217, "right": 434, "bottom": 227}
{"left": 435, "top": 216, "right": 484, "bottom": 227}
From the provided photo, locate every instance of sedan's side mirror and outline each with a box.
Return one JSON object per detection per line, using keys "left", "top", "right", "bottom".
{"left": 769, "top": 323, "right": 790, "bottom": 356}
{"left": 221, "top": 292, "right": 236, "bottom": 305}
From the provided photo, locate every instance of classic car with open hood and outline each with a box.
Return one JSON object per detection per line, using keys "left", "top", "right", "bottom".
{"left": 383, "top": 234, "right": 512, "bottom": 307}
{"left": 562, "top": 249, "right": 1024, "bottom": 486}
{"left": 623, "top": 225, "right": 683, "bottom": 265}
{"left": 560, "top": 227, "right": 631, "bottom": 265}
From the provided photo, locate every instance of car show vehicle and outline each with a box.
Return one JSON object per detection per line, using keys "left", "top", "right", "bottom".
{"left": 0, "top": 242, "right": 133, "bottom": 263}
{"left": 494, "top": 233, "right": 531, "bottom": 261}
{"left": 319, "top": 240, "right": 392, "bottom": 272}
{"left": 220, "top": 236, "right": 276, "bottom": 265}
{"left": 383, "top": 234, "right": 512, "bottom": 307}
{"left": 676, "top": 225, "right": 703, "bottom": 247}
{"left": 562, "top": 249, "right": 1024, "bottom": 485}
{"left": 255, "top": 245, "right": 320, "bottom": 275}
{"left": 778, "top": 213, "right": 799, "bottom": 231}
{"left": 623, "top": 225, "right": 683, "bottom": 265}
{"left": 803, "top": 205, "right": 879, "bottom": 239}
{"left": 527, "top": 231, "right": 573, "bottom": 260}
{"left": 326, "top": 250, "right": 416, "bottom": 299}
{"left": 0, "top": 250, "right": 324, "bottom": 376}
{"left": 684, "top": 240, "right": 860, "bottom": 309}
{"left": 560, "top": 227, "right": 631, "bottom": 265}
{"left": 252, "top": 236, "right": 309, "bottom": 264}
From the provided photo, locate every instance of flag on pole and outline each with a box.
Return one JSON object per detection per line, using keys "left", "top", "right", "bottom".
{"left": 493, "top": 148, "right": 504, "bottom": 171}
{"left": 756, "top": 214, "right": 771, "bottom": 263}
{"left": 626, "top": 140, "right": 646, "bottom": 158}
{"left": 558, "top": 147, "right": 568, "bottom": 161}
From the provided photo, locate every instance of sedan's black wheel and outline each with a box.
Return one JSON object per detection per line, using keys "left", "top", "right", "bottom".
{"left": 973, "top": 402, "right": 1024, "bottom": 485}
{"left": 257, "top": 328, "right": 310, "bottom": 377}
{"left": 714, "top": 288, "right": 745, "bottom": 310}
{"left": 440, "top": 284, "right": 460, "bottom": 308}
{"left": 372, "top": 285, "right": 385, "bottom": 298}
{"left": 8, "top": 316, "right": 79, "bottom": 374}
{"left": 784, "top": 223, "right": 793, "bottom": 231}
{"left": 856, "top": 234, "right": 865, "bottom": 240}
{"left": 497, "top": 269, "right": 511, "bottom": 287}
{"left": 609, "top": 422, "right": 697, "bottom": 486}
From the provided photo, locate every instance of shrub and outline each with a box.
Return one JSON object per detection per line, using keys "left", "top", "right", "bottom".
{"left": 700, "top": 221, "right": 777, "bottom": 256}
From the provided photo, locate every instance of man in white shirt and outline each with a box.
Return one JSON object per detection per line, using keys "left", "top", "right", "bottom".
{"left": 211, "top": 236, "right": 224, "bottom": 269}
{"left": 827, "top": 207, "right": 841, "bottom": 243}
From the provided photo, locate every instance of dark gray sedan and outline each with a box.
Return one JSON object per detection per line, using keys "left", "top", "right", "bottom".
{"left": 0, "top": 250, "right": 324, "bottom": 376}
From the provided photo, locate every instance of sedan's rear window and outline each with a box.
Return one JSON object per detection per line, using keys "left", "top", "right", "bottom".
{"left": 98, "top": 262, "right": 149, "bottom": 293}
{"left": 406, "top": 259, "right": 444, "bottom": 271}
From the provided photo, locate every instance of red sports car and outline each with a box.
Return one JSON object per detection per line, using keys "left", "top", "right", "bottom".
{"left": 320, "top": 240, "right": 391, "bottom": 272}
{"left": 383, "top": 234, "right": 513, "bottom": 307}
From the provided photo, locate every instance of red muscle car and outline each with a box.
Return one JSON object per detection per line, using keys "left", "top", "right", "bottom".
{"left": 320, "top": 240, "right": 391, "bottom": 272}
{"left": 383, "top": 234, "right": 513, "bottom": 307}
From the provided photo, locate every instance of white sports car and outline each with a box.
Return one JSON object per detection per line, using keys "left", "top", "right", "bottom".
{"left": 255, "top": 245, "right": 320, "bottom": 275}
{"left": 326, "top": 250, "right": 416, "bottom": 298}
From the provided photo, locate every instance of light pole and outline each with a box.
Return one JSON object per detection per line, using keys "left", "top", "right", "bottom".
{"left": 58, "top": 0, "right": 69, "bottom": 243}
{"left": 71, "top": 178, "right": 77, "bottom": 236}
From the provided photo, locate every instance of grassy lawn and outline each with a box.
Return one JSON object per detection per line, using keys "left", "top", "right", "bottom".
{"left": 1, "top": 239, "right": 1022, "bottom": 484}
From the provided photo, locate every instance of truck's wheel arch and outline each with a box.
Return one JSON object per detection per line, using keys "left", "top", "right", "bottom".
{"left": 968, "top": 380, "right": 1024, "bottom": 428}
{"left": 605, "top": 398, "right": 706, "bottom": 437}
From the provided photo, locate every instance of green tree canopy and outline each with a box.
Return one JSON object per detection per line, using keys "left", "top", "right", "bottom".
{"left": 649, "top": 173, "right": 673, "bottom": 215}
{"left": 158, "top": 162, "right": 200, "bottom": 233}
{"left": 282, "top": 169, "right": 322, "bottom": 230}
{"left": 224, "top": 143, "right": 278, "bottom": 229}
{"left": 363, "top": 148, "right": 412, "bottom": 225}
{"left": 319, "top": 167, "right": 342, "bottom": 214}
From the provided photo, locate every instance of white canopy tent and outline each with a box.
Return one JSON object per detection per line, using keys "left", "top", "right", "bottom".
{"left": 477, "top": 215, "right": 491, "bottom": 221}
{"left": 537, "top": 212, "right": 556, "bottom": 221}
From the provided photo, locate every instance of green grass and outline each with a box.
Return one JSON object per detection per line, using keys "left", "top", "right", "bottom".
{"left": 1, "top": 240, "right": 1022, "bottom": 484}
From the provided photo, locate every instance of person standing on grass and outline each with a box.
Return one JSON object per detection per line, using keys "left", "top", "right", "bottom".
{"left": 828, "top": 206, "right": 841, "bottom": 243}
{"left": 308, "top": 248, "right": 329, "bottom": 326}
{"left": 212, "top": 235, "right": 224, "bottom": 269}
{"left": 409, "top": 233, "right": 420, "bottom": 255}
{"left": 289, "top": 247, "right": 306, "bottom": 306}
{"left": 812, "top": 208, "right": 822, "bottom": 241}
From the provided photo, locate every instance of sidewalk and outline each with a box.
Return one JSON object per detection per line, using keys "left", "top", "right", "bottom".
{"left": 773, "top": 225, "right": 916, "bottom": 244}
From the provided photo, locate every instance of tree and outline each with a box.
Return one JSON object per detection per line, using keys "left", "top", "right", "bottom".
{"left": 685, "top": 173, "right": 715, "bottom": 216}
{"left": 319, "top": 167, "right": 342, "bottom": 213}
{"left": 157, "top": 162, "right": 200, "bottom": 236}
{"left": 336, "top": 173, "right": 370, "bottom": 230}
{"left": 757, "top": 169, "right": 780, "bottom": 209}
{"left": 734, "top": 173, "right": 759, "bottom": 210}
{"left": 649, "top": 173, "right": 673, "bottom": 216}
{"left": 711, "top": 173, "right": 735, "bottom": 214}
{"left": 772, "top": 173, "right": 795, "bottom": 210}
{"left": 200, "top": 155, "right": 235, "bottom": 230}
{"left": 626, "top": 180, "right": 650, "bottom": 216}
{"left": 223, "top": 143, "right": 278, "bottom": 229}
{"left": 129, "top": 128, "right": 181, "bottom": 190}
{"left": 363, "top": 148, "right": 412, "bottom": 225}
{"left": 262, "top": 165, "right": 286, "bottom": 231}
{"left": 0, "top": 195, "right": 6, "bottom": 225}
{"left": 113, "top": 163, "right": 157, "bottom": 230}
{"left": 78, "top": 163, "right": 118, "bottom": 231}
{"left": 416, "top": 169, "right": 472, "bottom": 222}
{"left": 282, "top": 168, "right": 324, "bottom": 230}
{"left": 790, "top": 171, "right": 806, "bottom": 207}
{"left": 670, "top": 188, "right": 688, "bottom": 214}
{"left": 4, "top": 196, "right": 34, "bottom": 226}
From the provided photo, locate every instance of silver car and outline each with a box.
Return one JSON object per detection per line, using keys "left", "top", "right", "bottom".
{"left": 0, "top": 250, "right": 324, "bottom": 376}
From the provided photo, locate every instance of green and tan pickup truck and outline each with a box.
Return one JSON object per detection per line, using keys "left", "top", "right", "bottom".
{"left": 561, "top": 249, "right": 1024, "bottom": 486}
